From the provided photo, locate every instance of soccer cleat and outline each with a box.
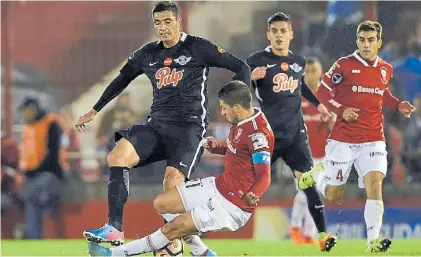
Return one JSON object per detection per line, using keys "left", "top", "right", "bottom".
{"left": 365, "top": 238, "right": 392, "bottom": 252}
{"left": 190, "top": 249, "right": 218, "bottom": 256}
{"left": 88, "top": 242, "right": 112, "bottom": 256}
{"left": 298, "top": 163, "right": 324, "bottom": 190}
{"left": 289, "top": 227, "right": 304, "bottom": 244}
{"left": 83, "top": 223, "right": 124, "bottom": 246}
{"left": 319, "top": 233, "right": 337, "bottom": 252}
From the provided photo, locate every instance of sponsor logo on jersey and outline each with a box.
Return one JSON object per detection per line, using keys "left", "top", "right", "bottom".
{"left": 380, "top": 66, "right": 388, "bottom": 84}
{"left": 273, "top": 73, "right": 299, "bottom": 93}
{"left": 164, "top": 58, "right": 173, "bottom": 66}
{"left": 289, "top": 63, "right": 302, "bottom": 73}
{"left": 351, "top": 85, "right": 384, "bottom": 96}
{"left": 174, "top": 55, "right": 192, "bottom": 66}
{"left": 332, "top": 74, "right": 343, "bottom": 84}
{"left": 281, "top": 62, "right": 289, "bottom": 71}
{"left": 155, "top": 67, "right": 184, "bottom": 89}
{"left": 249, "top": 132, "right": 269, "bottom": 150}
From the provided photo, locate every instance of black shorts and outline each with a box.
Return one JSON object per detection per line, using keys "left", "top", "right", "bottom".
{"left": 115, "top": 119, "right": 206, "bottom": 179}
{"left": 271, "top": 124, "right": 313, "bottom": 174}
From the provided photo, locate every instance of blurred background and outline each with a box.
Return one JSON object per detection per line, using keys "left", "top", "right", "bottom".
{"left": 1, "top": 1, "right": 421, "bottom": 241}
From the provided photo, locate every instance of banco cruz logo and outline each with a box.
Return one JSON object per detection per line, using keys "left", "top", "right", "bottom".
{"left": 155, "top": 67, "right": 184, "bottom": 89}
{"left": 273, "top": 73, "right": 298, "bottom": 93}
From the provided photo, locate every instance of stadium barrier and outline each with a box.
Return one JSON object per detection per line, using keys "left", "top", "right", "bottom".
{"left": 2, "top": 200, "right": 420, "bottom": 239}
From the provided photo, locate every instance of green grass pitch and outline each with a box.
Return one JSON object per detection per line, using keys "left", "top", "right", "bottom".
{"left": 1, "top": 239, "right": 420, "bottom": 256}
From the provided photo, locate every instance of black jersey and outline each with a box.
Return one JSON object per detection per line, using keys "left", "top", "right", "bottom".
{"left": 93, "top": 32, "right": 250, "bottom": 127}
{"left": 246, "top": 46, "right": 318, "bottom": 140}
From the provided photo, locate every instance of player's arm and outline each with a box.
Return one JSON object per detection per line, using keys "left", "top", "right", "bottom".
{"left": 202, "top": 137, "right": 227, "bottom": 155}
{"left": 197, "top": 39, "right": 251, "bottom": 86}
{"left": 317, "top": 61, "right": 346, "bottom": 115}
{"left": 93, "top": 50, "right": 145, "bottom": 112}
{"left": 301, "top": 77, "right": 320, "bottom": 107}
{"left": 246, "top": 132, "right": 272, "bottom": 200}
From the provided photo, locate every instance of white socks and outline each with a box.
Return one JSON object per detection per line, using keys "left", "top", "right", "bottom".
{"left": 160, "top": 213, "right": 208, "bottom": 255}
{"left": 364, "top": 199, "right": 384, "bottom": 243}
{"left": 112, "top": 228, "right": 169, "bottom": 256}
{"left": 290, "top": 190, "right": 307, "bottom": 228}
{"left": 312, "top": 170, "right": 327, "bottom": 199}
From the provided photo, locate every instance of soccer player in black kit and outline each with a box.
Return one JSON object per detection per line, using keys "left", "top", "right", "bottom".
{"left": 75, "top": 1, "right": 250, "bottom": 256}
{"left": 246, "top": 12, "right": 336, "bottom": 252}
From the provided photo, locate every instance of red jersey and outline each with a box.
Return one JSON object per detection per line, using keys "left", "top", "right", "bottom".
{"left": 213, "top": 109, "right": 274, "bottom": 213}
{"left": 301, "top": 96, "right": 329, "bottom": 158}
{"left": 318, "top": 51, "right": 400, "bottom": 143}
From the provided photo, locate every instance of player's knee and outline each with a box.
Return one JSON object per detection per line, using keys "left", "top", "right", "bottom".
{"left": 107, "top": 149, "right": 138, "bottom": 167}
{"left": 153, "top": 194, "right": 167, "bottom": 213}
{"left": 163, "top": 168, "right": 185, "bottom": 190}
{"left": 364, "top": 171, "right": 384, "bottom": 200}
{"left": 325, "top": 186, "right": 344, "bottom": 201}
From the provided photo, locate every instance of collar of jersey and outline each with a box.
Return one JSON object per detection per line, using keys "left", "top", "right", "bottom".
{"left": 237, "top": 108, "right": 262, "bottom": 126}
{"left": 264, "top": 45, "right": 293, "bottom": 56}
{"left": 353, "top": 50, "right": 379, "bottom": 67}
{"left": 156, "top": 32, "right": 188, "bottom": 46}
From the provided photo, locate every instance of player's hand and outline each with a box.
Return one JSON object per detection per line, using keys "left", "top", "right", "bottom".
{"left": 75, "top": 109, "right": 97, "bottom": 133}
{"left": 201, "top": 136, "right": 218, "bottom": 149}
{"left": 398, "top": 101, "right": 416, "bottom": 118}
{"left": 317, "top": 104, "right": 332, "bottom": 122}
{"left": 342, "top": 107, "right": 359, "bottom": 123}
{"left": 238, "top": 190, "right": 259, "bottom": 206}
{"left": 251, "top": 67, "right": 267, "bottom": 80}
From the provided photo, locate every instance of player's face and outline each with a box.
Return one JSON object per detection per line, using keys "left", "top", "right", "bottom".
{"left": 219, "top": 100, "right": 239, "bottom": 125}
{"left": 304, "top": 62, "right": 323, "bottom": 84}
{"left": 267, "top": 21, "right": 293, "bottom": 52}
{"left": 153, "top": 11, "right": 181, "bottom": 44}
{"left": 356, "top": 31, "right": 382, "bottom": 60}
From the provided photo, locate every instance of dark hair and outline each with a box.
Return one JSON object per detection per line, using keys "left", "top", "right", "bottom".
{"left": 356, "top": 20, "right": 383, "bottom": 39}
{"left": 218, "top": 81, "right": 252, "bottom": 109}
{"left": 267, "top": 12, "right": 291, "bottom": 27}
{"left": 152, "top": 1, "right": 179, "bottom": 17}
{"left": 305, "top": 57, "right": 321, "bottom": 65}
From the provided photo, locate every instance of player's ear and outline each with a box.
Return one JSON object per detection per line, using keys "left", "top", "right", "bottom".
{"left": 266, "top": 30, "right": 271, "bottom": 41}
{"left": 290, "top": 30, "right": 294, "bottom": 40}
{"left": 177, "top": 17, "right": 182, "bottom": 28}
{"left": 378, "top": 38, "right": 383, "bottom": 49}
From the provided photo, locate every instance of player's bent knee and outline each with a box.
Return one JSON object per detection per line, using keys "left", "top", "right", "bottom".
{"left": 163, "top": 167, "right": 185, "bottom": 190}
{"left": 325, "top": 186, "right": 344, "bottom": 201}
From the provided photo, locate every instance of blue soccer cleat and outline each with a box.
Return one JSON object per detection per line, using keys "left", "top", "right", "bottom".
{"left": 190, "top": 248, "right": 218, "bottom": 256}
{"left": 83, "top": 223, "right": 124, "bottom": 246}
{"left": 88, "top": 242, "right": 112, "bottom": 256}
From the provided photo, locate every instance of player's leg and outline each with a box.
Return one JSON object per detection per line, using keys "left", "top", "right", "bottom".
{"left": 290, "top": 175, "right": 308, "bottom": 243}
{"left": 89, "top": 177, "right": 221, "bottom": 257}
{"left": 283, "top": 130, "right": 333, "bottom": 251}
{"left": 89, "top": 212, "right": 199, "bottom": 257}
{"left": 160, "top": 123, "right": 212, "bottom": 255}
{"left": 354, "top": 142, "right": 391, "bottom": 252}
{"left": 83, "top": 124, "right": 163, "bottom": 246}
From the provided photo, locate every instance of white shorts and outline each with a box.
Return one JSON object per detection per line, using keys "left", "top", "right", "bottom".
{"left": 176, "top": 177, "right": 252, "bottom": 233}
{"left": 323, "top": 139, "right": 387, "bottom": 188}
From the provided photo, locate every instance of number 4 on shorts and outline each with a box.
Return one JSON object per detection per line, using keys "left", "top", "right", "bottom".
{"left": 336, "top": 169, "right": 344, "bottom": 182}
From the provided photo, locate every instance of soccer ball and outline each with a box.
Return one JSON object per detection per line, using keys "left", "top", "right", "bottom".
{"left": 153, "top": 239, "right": 184, "bottom": 256}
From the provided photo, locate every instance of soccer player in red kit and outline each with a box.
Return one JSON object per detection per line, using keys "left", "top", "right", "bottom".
{"left": 88, "top": 81, "right": 274, "bottom": 257}
{"left": 299, "top": 21, "right": 416, "bottom": 252}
